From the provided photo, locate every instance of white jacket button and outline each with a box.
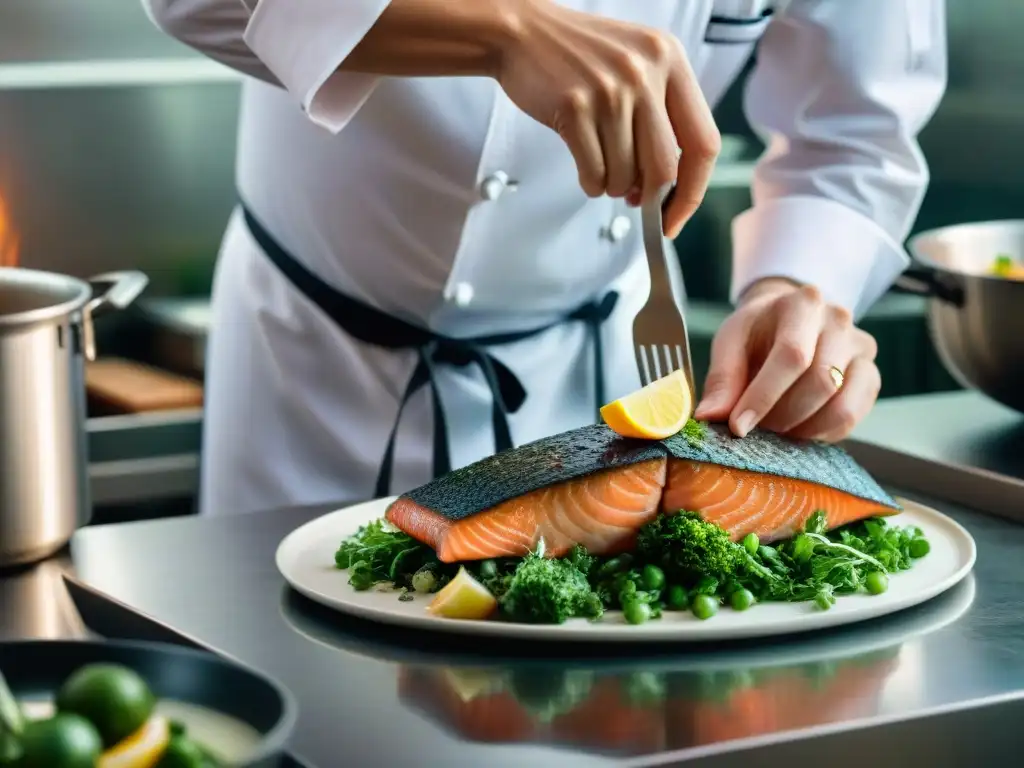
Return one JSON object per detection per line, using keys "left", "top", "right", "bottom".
{"left": 445, "top": 281, "right": 475, "bottom": 307}
{"left": 603, "top": 215, "right": 633, "bottom": 243}
{"left": 479, "top": 171, "right": 518, "bottom": 201}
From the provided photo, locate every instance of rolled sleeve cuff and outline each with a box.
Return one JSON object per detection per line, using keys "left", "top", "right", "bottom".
{"left": 244, "top": 0, "right": 391, "bottom": 133}
{"left": 729, "top": 196, "right": 910, "bottom": 320}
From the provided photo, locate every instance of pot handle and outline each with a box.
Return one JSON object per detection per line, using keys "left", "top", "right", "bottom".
{"left": 79, "top": 271, "right": 149, "bottom": 361}
{"left": 85, "top": 271, "right": 149, "bottom": 317}
{"left": 892, "top": 265, "right": 965, "bottom": 307}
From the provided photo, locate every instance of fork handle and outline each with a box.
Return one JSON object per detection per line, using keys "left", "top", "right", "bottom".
{"left": 660, "top": 183, "right": 676, "bottom": 215}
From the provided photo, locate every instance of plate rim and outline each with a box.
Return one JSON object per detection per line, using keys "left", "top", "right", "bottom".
{"left": 275, "top": 496, "right": 977, "bottom": 643}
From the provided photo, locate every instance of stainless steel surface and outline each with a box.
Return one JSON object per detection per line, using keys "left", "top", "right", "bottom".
{"left": 62, "top": 480, "right": 1024, "bottom": 767}
{"left": 0, "top": 0, "right": 194, "bottom": 64}
{"left": 635, "top": 186, "right": 695, "bottom": 393}
{"left": 896, "top": 220, "right": 1024, "bottom": 414}
{"left": 847, "top": 391, "right": 1024, "bottom": 526}
{"left": 139, "top": 297, "right": 210, "bottom": 376}
{"left": 0, "top": 269, "right": 147, "bottom": 567}
{"left": 87, "top": 410, "right": 202, "bottom": 508}
{"left": 0, "top": 79, "right": 240, "bottom": 288}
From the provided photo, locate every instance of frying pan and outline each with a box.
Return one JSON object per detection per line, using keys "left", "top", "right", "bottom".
{"left": 0, "top": 639, "right": 297, "bottom": 767}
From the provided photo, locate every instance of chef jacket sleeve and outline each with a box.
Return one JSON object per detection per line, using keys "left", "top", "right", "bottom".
{"left": 143, "top": 0, "right": 391, "bottom": 133}
{"left": 730, "top": 0, "right": 947, "bottom": 320}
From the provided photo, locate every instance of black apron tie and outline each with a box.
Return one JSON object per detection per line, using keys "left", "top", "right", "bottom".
{"left": 242, "top": 205, "right": 618, "bottom": 497}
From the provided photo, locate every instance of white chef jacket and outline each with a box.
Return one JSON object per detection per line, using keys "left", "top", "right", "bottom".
{"left": 143, "top": 0, "right": 947, "bottom": 516}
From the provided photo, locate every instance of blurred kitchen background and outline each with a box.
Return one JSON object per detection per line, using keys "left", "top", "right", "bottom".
{"left": 0, "top": 1, "right": 1016, "bottom": 521}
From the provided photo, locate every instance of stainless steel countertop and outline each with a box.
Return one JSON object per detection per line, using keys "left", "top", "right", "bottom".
{"left": 5, "top": 391, "right": 1024, "bottom": 767}
{"left": 60, "top": 487, "right": 1024, "bottom": 768}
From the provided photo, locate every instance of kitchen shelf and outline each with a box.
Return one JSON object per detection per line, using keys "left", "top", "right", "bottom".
{"left": 0, "top": 57, "right": 239, "bottom": 91}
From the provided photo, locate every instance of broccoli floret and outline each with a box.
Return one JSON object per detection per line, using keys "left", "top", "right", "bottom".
{"left": 635, "top": 512, "right": 740, "bottom": 584}
{"left": 500, "top": 548, "right": 603, "bottom": 624}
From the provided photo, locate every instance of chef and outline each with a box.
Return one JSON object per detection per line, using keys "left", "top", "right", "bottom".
{"left": 143, "top": 0, "right": 946, "bottom": 516}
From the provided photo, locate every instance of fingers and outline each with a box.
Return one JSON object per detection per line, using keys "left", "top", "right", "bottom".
{"left": 554, "top": 90, "right": 607, "bottom": 197}
{"left": 662, "top": 44, "right": 720, "bottom": 237}
{"left": 760, "top": 309, "right": 871, "bottom": 434}
{"left": 728, "top": 287, "right": 825, "bottom": 438}
{"left": 633, "top": 96, "right": 680, "bottom": 206}
{"left": 693, "top": 317, "right": 749, "bottom": 421}
{"left": 788, "top": 356, "right": 882, "bottom": 442}
{"left": 596, "top": 74, "right": 638, "bottom": 198}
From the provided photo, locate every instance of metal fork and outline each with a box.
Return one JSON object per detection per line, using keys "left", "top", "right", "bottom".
{"left": 633, "top": 184, "right": 696, "bottom": 397}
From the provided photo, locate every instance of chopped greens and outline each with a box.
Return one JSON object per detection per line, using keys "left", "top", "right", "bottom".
{"left": 333, "top": 508, "right": 931, "bottom": 624}
{"left": 499, "top": 541, "right": 604, "bottom": 624}
{"left": 680, "top": 419, "right": 706, "bottom": 447}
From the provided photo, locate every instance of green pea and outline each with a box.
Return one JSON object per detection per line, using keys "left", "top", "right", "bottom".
{"left": 666, "top": 585, "right": 689, "bottom": 611}
{"left": 729, "top": 589, "right": 755, "bottom": 612}
{"left": 742, "top": 533, "right": 760, "bottom": 556}
{"left": 641, "top": 564, "right": 666, "bottom": 591}
{"left": 691, "top": 594, "right": 718, "bottom": 621}
{"left": 865, "top": 571, "right": 889, "bottom": 595}
{"left": 411, "top": 569, "right": 438, "bottom": 594}
{"left": 909, "top": 538, "right": 930, "bottom": 559}
{"left": 478, "top": 560, "right": 498, "bottom": 579}
{"left": 623, "top": 600, "right": 651, "bottom": 625}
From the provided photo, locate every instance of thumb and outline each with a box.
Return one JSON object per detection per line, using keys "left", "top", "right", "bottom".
{"left": 693, "top": 324, "right": 749, "bottom": 421}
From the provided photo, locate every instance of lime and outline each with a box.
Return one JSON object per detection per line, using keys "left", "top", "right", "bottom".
{"left": 18, "top": 713, "right": 102, "bottom": 768}
{"left": 155, "top": 735, "right": 206, "bottom": 768}
{"left": 55, "top": 664, "right": 155, "bottom": 748}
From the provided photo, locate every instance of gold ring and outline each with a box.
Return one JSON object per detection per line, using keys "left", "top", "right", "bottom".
{"left": 828, "top": 365, "right": 845, "bottom": 391}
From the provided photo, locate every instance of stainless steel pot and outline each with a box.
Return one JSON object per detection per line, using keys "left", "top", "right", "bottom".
{"left": 0, "top": 268, "right": 148, "bottom": 567}
{"left": 896, "top": 220, "right": 1024, "bottom": 415}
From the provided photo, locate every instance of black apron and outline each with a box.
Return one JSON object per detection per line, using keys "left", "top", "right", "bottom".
{"left": 242, "top": 205, "right": 618, "bottom": 497}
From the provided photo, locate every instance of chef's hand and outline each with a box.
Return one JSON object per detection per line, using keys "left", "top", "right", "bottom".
{"left": 498, "top": 0, "right": 720, "bottom": 237}
{"left": 693, "top": 279, "right": 881, "bottom": 442}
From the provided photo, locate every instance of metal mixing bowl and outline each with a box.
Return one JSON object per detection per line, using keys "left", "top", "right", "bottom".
{"left": 897, "top": 220, "right": 1024, "bottom": 414}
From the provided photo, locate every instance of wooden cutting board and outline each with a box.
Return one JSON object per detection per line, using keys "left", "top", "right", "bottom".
{"left": 86, "top": 358, "right": 204, "bottom": 414}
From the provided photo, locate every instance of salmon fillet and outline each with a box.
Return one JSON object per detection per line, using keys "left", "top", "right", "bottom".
{"left": 387, "top": 458, "right": 666, "bottom": 562}
{"left": 384, "top": 423, "right": 899, "bottom": 563}
{"left": 662, "top": 460, "right": 895, "bottom": 543}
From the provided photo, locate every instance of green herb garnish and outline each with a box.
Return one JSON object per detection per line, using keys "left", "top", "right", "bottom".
{"left": 334, "top": 507, "right": 930, "bottom": 622}
{"left": 499, "top": 539, "right": 604, "bottom": 624}
{"left": 680, "top": 418, "right": 706, "bottom": 447}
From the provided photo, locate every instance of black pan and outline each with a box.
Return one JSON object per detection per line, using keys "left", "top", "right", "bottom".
{"left": 0, "top": 639, "right": 297, "bottom": 767}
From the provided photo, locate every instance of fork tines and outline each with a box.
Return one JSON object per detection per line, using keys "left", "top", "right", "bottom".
{"left": 635, "top": 344, "right": 688, "bottom": 387}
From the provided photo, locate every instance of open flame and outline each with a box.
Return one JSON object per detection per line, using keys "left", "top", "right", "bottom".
{"left": 0, "top": 193, "right": 19, "bottom": 267}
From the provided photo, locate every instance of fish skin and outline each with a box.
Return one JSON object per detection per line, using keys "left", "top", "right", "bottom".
{"left": 401, "top": 424, "right": 665, "bottom": 523}
{"left": 662, "top": 423, "right": 897, "bottom": 511}
{"left": 385, "top": 422, "right": 901, "bottom": 561}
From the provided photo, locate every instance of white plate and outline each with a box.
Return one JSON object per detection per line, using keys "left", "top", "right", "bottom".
{"left": 275, "top": 496, "right": 977, "bottom": 643}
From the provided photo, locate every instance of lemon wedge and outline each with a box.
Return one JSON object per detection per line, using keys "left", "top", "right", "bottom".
{"left": 98, "top": 715, "right": 169, "bottom": 768}
{"left": 428, "top": 567, "right": 498, "bottom": 620}
{"left": 600, "top": 369, "right": 693, "bottom": 440}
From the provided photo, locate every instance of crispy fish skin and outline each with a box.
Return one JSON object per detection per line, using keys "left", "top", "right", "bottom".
{"left": 384, "top": 423, "right": 900, "bottom": 562}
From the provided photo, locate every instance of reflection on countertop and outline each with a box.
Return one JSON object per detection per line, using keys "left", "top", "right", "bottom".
{"left": 0, "top": 552, "right": 89, "bottom": 641}
{"left": 278, "top": 571, "right": 976, "bottom": 760}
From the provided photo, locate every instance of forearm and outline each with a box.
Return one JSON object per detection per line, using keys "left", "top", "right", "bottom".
{"left": 343, "top": 0, "right": 524, "bottom": 78}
